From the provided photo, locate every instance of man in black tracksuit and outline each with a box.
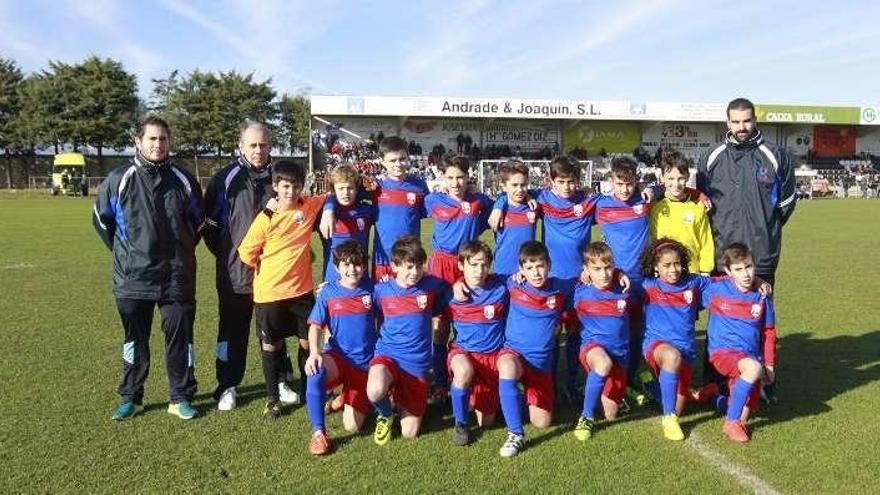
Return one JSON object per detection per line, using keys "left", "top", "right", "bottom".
{"left": 93, "top": 116, "right": 204, "bottom": 420}
{"left": 203, "top": 122, "right": 296, "bottom": 410}
{"left": 697, "top": 98, "right": 797, "bottom": 401}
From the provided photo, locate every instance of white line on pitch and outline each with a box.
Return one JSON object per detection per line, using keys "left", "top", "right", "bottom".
{"left": 0, "top": 262, "right": 35, "bottom": 270}
{"left": 685, "top": 431, "right": 780, "bottom": 495}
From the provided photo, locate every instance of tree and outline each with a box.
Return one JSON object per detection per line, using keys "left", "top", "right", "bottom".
{"left": 8, "top": 74, "right": 58, "bottom": 185}
{"left": 277, "top": 93, "right": 310, "bottom": 154}
{"left": 0, "top": 58, "right": 23, "bottom": 187}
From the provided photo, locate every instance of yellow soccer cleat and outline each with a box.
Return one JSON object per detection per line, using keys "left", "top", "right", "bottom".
{"left": 662, "top": 414, "right": 685, "bottom": 441}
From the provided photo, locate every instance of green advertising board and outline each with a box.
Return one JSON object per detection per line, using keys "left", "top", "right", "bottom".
{"left": 755, "top": 105, "right": 860, "bottom": 125}
{"left": 564, "top": 121, "right": 641, "bottom": 153}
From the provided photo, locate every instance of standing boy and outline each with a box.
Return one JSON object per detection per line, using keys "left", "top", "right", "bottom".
{"left": 321, "top": 165, "right": 374, "bottom": 282}
{"left": 491, "top": 160, "right": 540, "bottom": 277}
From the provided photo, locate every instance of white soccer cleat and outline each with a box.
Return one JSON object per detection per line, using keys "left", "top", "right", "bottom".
{"left": 278, "top": 382, "right": 301, "bottom": 405}
{"left": 217, "top": 387, "right": 237, "bottom": 411}
{"left": 499, "top": 432, "right": 526, "bottom": 458}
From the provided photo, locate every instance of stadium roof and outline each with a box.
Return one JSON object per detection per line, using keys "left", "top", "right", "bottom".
{"left": 312, "top": 95, "right": 880, "bottom": 126}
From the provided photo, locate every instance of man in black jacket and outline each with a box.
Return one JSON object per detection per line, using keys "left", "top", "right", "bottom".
{"left": 203, "top": 122, "right": 297, "bottom": 411}
{"left": 697, "top": 98, "right": 797, "bottom": 402}
{"left": 93, "top": 116, "right": 204, "bottom": 420}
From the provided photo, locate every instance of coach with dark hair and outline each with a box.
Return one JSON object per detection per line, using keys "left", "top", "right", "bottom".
{"left": 697, "top": 98, "right": 797, "bottom": 402}
{"left": 93, "top": 116, "right": 204, "bottom": 420}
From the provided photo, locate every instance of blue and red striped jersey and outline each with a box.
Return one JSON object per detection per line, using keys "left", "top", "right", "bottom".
{"left": 425, "top": 191, "right": 492, "bottom": 254}
{"left": 307, "top": 280, "right": 378, "bottom": 370}
{"left": 703, "top": 278, "right": 777, "bottom": 364}
{"left": 574, "top": 283, "right": 631, "bottom": 362}
{"left": 504, "top": 277, "right": 573, "bottom": 372}
{"left": 594, "top": 194, "right": 652, "bottom": 284}
{"left": 373, "top": 275, "right": 451, "bottom": 378}
{"left": 493, "top": 203, "right": 540, "bottom": 276}
{"left": 641, "top": 275, "right": 712, "bottom": 362}
{"left": 370, "top": 176, "right": 429, "bottom": 266}
{"left": 448, "top": 276, "right": 508, "bottom": 353}
{"left": 322, "top": 201, "right": 375, "bottom": 282}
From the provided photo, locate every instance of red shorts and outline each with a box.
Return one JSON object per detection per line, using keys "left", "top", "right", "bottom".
{"left": 643, "top": 340, "right": 693, "bottom": 397}
{"left": 324, "top": 351, "right": 370, "bottom": 415}
{"left": 579, "top": 343, "right": 627, "bottom": 404}
{"left": 709, "top": 349, "right": 761, "bottom": 412}
{"left": 447, "top": 346, "right": 500, "bottom": 415}
{"left": 428, "top": 250, "right": 462, "bottom": 285}
{"left": 369, "top": 354, "right": 428, "bottom": 417}
{"left": 498, "top": 348, "right": 553, "bottom": 412}
{"left": 372, "top": 263, "right": 395, "bottom": 282}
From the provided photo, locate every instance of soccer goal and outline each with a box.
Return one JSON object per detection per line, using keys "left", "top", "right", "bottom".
{"left": 476, "top": 159, "right": 594, "bottom": 195}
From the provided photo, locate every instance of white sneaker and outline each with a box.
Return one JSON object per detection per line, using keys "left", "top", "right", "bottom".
{"left": 499, "top": 432, "right": 525, "bottom": 458}
{"left": 217, "top": 387, "right": 237, "bottom": 411}
{"left": 278, "top": 382, "right": 301, "bottom": 405}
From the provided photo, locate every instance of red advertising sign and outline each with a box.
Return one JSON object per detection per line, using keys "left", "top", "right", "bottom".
{"left": 812, "top": 126, "right": 856, "bottom": 157}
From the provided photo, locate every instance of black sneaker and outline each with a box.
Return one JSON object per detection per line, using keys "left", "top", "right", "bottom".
{"left": 451, "top": 424, "right": 470, "bottom": 446}
{"left": 263, "top": 401, "right": 282, "bottom": 421}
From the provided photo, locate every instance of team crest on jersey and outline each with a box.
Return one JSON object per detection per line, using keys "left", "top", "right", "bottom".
{"left": 483, "top": 305, "right": 495, "bottom": 319}
{"left": 546, "top": 295, "right": 557, "bottom": 309}
{"left": 683, "top": 212, "right": 694, "bottom": 224}
{"left": 406, "top": 192, "right": 417, "bottom": 205}
{"left": 294, "top": 211, "right": 305, "bottom": 224}
{"left": 356, "top": 218, "right": 366, "bottom": 231}
{"left": 683, "top": 290, "right": 693, "bottom": 305}
{"left": 633, "top": 204, "right": 644, "bottom": 215}
{"left": 361, "top": 295, "right": 372, "bottom": 309}
{"left": 460, "top": 201, "right": 472, "bottom": 214}
{"left": 416, "top": 294, "right": 428, "bottom": 309}
{"left": 756, "top": 165, "right": 772, "bottom": 183}
{"left": 527, "top": 211, "right": 536, "bottom": 223}
{"left": 617, "top": 299, "right": 627, "bottom": 313}
{"left": 750, "top": 303, "right": 763, "bottom": 319}
{"left": 572, "top": 204, "right": 584, "bottom": 217}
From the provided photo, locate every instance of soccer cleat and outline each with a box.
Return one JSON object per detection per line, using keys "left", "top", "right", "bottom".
{"left": 451, "top": 425, "right": 470, "bottom": 446}
{"left": 278, "top": 382, "right": 301, "bottom": 405}
{"left": 661, "top": 414, "right": 685, "bottom": 441}
{"left": 722, "top": 420, "right": 750, "bottom": 443}
{"left": 574, "top": 416, "right": 595, "bottom": 441}
{"left": 373, "top": 415, "right": 394, "bottom": 445}
{"left": 760, "top": 383, "right": 779, "bottom": 406}
{"left": 499, "top": 431, "right": 526, "bottom": 457}
{"left": 309, "top": 430, "right": 331, "bottom": 455}
{"left": 263, "top": 401, "right": 282, "bottom": 421}
{"left": 112, "top": 401, "right": 138, "bottom": 421}
{"left": 428, "top": 387, "right": 449, "bottom": 407}
{"left": 217, "top": 387, "right": 237, "bottom": 411}
{"left": 167, "top": 401, "right": 198, "bottom": 420}
{"left": 626, "top": 386, "right": 648, "bottom": 407}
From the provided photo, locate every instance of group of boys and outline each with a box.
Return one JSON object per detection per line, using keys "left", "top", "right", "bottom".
{"left": 97, "top": 115, "right": 780, "bottom": 458}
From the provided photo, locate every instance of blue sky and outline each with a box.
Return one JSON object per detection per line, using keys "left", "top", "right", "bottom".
{"left": 2, "top": 0, "right": 879, "bottom": 105}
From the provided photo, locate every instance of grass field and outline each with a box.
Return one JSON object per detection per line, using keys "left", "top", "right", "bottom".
{"left": 1, "top": 196, "right": 878, "bottom": 493}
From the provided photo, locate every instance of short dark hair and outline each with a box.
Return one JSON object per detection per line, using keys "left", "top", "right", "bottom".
{"left": 583, "top": 241, "right": 614, "bottom": 265}
{"left": 639, "top": 237, "right": 691, "bottom": 278}
{"left": 518, "top": 240, "right": 550, "bottom": 266}
{"left": 379, "top": 136, "right": 407, "bottom": 157}
{"left": 136, "top": 115, "right": 171, "bottom": 139}
{"left": 333, "top": 239, "right": 368, "bottom": 268}
{"left": 659, "top": 149, "right": 691, "bottom": 177}
{"left": 610, "top": 156, "right": 638, "bottom": 182}
{"left": 390, "top": 235, "right": 427, "bottom": 266}
{"left": 272, "top": 159, "right": 305, "bottom": 186}
{"left": 721, "top": 242, "right": 753, "bottom": 268}
{"left": 439, "top": 154, "right": 470, "bottom": 175}
{"left": 458, "top": 240, "right": 493, "bottom": 265}
{"left": 726, "top": 98, "right": 755, "bottom": 118}
{"left": 549, "top": 155, "right": 580, "bottom": 180}
{"left": 500, "top": 160, "right": 529, "bottom": 183}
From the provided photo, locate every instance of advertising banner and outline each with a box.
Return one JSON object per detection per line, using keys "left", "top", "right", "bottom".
{"left": 399, "top": 119, "right": 480, "bottom": 150}
{"left": 782, "top": 126, "right": 814, "bottom": 157}
{"left": 812, "top": 126, "right": 856, "bottom": 157}
{"left": 755, "top": 105, "right": 860, "bottom": 125}
{"left": 564, "top": 121, "right": 641, "bottom": 153}
{"left": 640, "top": 123, "right": 724, "bottom": 156}
{"left": 484, "top": 120, "right": 560, "bottom": 149}
{"left": 856, "top": 127, "right": 880, "bottom": 153}
{"left": 860, "top": 106, "right": 880, "bottom": 125}
{"left": 324, "top": 117, "right": 397, "bottom": 143}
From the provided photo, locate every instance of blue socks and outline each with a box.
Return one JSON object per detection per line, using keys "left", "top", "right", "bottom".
{"left": 306, "top": 367, "right": 327, "bottom": 432}
{"left": 659, "top": 370, "right": 678, "bottom": 415}
{"left": 727, "top": 378, "right": 753, "bottom": 421}
{"left": 499, "top": 378, "right": 524, "bottom": 435}
{"left": 582, "top": 371, "right": 607, "bottom": 419}
{"left": 433, "top": 344, "right": 449, "bottom": 390}
{"left": 451, "top": 385, "right": 469, "bottom": 426}
{"left": 372, "top": 396, "right": 393, "bottom": 417}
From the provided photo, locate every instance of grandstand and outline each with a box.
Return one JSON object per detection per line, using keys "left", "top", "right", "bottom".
{"left": 310, "top": 96, "right": 880, "bottom": 195}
